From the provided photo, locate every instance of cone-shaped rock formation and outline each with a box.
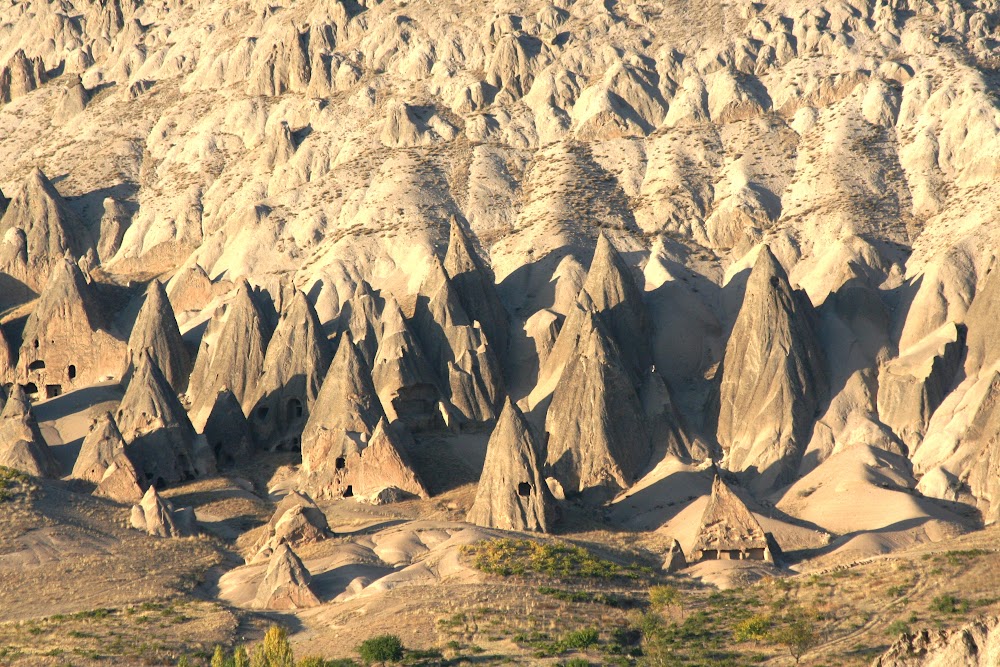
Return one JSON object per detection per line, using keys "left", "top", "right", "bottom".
{"left": 544, "top": 304, "right": 651, "bottom": 498}
{"left": 16, "top": 258, "right": 126, "bottom": 395}
{"left": 443, "top": 218, "right": 510, "bottom": 358}
{"left": 202, "top": 388, "right": 253, "bottom": 468}
{"left": 248, "top": 290, "right": 332, "bottom": 450}
{"left": 467, "top": 398, "right": 556, "bottom": 532}
{"left": 414, "top": 258, "right": 503, "bottom": 425}
{"left": 118, "top": 351, "right": 203, "bottom": 487}
{"left": 335, "top": 280, "right": 382, "bottom": 368}
{"left": 717, "top": 246, "right": 827, "bottom": 492}
{"left": 371, "top": 296, "right": 442, "bottom": 430}
{"left": 301, "top": 334, "right": 385, "bottom": 497}
{"left": 130, "top": 486, "right": 197, "bottom": 537}
{"left": 253, "top": 544, "right": 321, "bottom": 610}
{"left": 0, "top": 385, "right": 59, "bottom": 477}
{"left": 95, "top": 449, "right": 146, "bottom": 503}
{"left": 72, "top": 411, "right": 127, "bottom": 483}
{"left": 128, "top": 279, "right": 191, "bottom": 392}
{"left": 188, "top": 280, "right": 274, "bottom": 424}
{"left": 338, "top": 417, "right": 429, "bottom": 502}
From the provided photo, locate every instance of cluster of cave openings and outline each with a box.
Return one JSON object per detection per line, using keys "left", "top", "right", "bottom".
{"left": 517, "top": 482, "right": 532, "bottom": 497}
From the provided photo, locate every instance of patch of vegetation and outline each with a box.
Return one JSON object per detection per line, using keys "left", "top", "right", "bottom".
{"left": 886, "top": 620, "right": 910, "bottom": 637}
{"left": 930, "top": 594, "right": 969, "bottom": 614}
{"left": 357, "top": 634, "right": 404, "bottom": 665}
{"left": 462, "top": 539, "right": 648, "bottom": 580}
{"left": 537, "top": 586, "right": 634, "bottom": 607}
{"left": 0, "top": 466, "right": 28, "bottom": 501}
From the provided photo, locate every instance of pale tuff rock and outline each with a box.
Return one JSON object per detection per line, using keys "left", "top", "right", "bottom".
{"left": 72, "top": 411, "right": 127, "bottom": 483}
{"left": 380, "top": 100, "right": 457, "bottom": 148}
{"left": 443, "top": 218, "right": 510, "bottom": 359}
{"left": 544, "top": 306, "right": 651, "bottom": 498}
{"left": 335, "top": 280, "right": 382, "bottom": 368}
{"left": 0, "top": 49, "right": 46, "bottom": 104}
{"left": 249, "top": 490, "right": 332, "bottom": 563}
{"left": 467, "top": 398, "right": 555, "bottom": 533}
{"left": 330, "top": 418, "right": 428, "bottom": 502}
{"left": 202, "top": 388, "right": 253, "bottom": 468}
{"left": 571, "top": 60, "right": 667, "bottom": 140}
{"left": 639, "top": 367, "right": 693, "bottom": 460}
{"left": 16, "top": 258, "right": 126, "bottom": 396}
{"left": 188, "top": 280, "right": 274, "bottom": 425}
{"left": 0, "top": 169, "right": 84, "bottom": 304}
{"left": 878, "top": 323, "right": 965, "bottom": 451}
{"left": 962, "top": 264, "right": 1000, "bottom": 377}
{"left": 95, "top": 449, "right": 146, "bottom": 503}
{"left": 690, "top": 476, "right": 773, "bottom": 563}
{"left": 166, "top": 263, "right": 223, "bottom": 314}
{"left": 248, "top": 290, "right": 332, "bottom": 450}
{"left": 97, "top": 198, "right": 129, "bottom": 263}
{"left": 54, "top": 75, "right": 89, "bottom": 125}
{"left": 663, "top": 538, "right": 688, "bottom": 572}
{"left": 130, "top": 486, "right": 197, "bottom": 538}
{"left": 716, "top": 246, "right": 827, "bottom": 492}
{"left": 0, "top": 385, "right": 59, "bottom": 478}
{"left": 127, "top": 279, "right": 192, "bottom": 393}
{"left": 413, "top": 258, "right": 503, "bottom": 425}
{"left": 301, "top": 334, "right": 384, "bottom": 497}
{"left": 253, "top": 544, "right": 321, "bottom": 610}
{"left": 874, "top": 615, "right": 1000, "bottom": 667}
{"left": 371, "top": 297, "right": 443, "bottom": 431}
{"left": 523, "top": 309, "right": 561, "bottom": 366}
{"left": 117, "top": 351, "right": 204, "bottom": 487}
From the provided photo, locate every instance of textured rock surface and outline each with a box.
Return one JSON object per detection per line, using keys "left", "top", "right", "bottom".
{"left": 467, "top": 398, "right": 555, "bottom": 533}
{"left": 717, "top": 246, "right": 827, "bottom": 491}
{"left": 0, "top": 385, "right": 59, "bottom": 477}
{"left": 72, "top": 411, "right": 127, "bottom": 483}
{"left": 874, "top": 616, "right": 1000, "bottom": 667}
{"left": 249, "top": 490, "right": 331, "bottom": 563}
{"left": 127, "top": 279, "right": 191, "bottom": 393}
{"left": 253, "top": 544, "right": 320, "bottom": 610}
{"left": 129, "top": 486, "right": 197, "bottom": 538}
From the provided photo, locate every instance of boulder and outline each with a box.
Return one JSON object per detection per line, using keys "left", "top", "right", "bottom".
{"left": 95, "top": 449, "right": 146, "bottom": 503}
{"left": 874, "top": 615, "right": 1000, "bottom": 666}
{"left": 249, "top": 490, "right": 331, "bottom": 562}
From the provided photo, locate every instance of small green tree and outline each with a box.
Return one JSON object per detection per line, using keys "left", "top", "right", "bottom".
{"left": 357, "top": 635, "right": 404, "bottom": 665}
{"left": 233, "top": 646, "right": 250, "bottom": 667}
{"left": 649, "top": 585, "right": 683, "bottom": 619}
{"left": 733, "top": 614, "right": 772, "bottom": 643}
{"left": 212, "top": 645, "right": 232, "bottom": 667}
{"left": 771, "top": 618, "right": 817, "bottom": 665}
{"left": 251, "top": 626, "right": 295, "bottom": 667}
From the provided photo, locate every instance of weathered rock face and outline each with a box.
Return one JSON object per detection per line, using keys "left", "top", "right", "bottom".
{"left": 583, "top": 232, "right": 651, "bottom": 376}
{"left": 716, "top": 246, "right": 827, "bottom": 492}
{"left": 0, "top": 49, "right": 46, "bottom": 105}
{"left": 544, "top": 304, "right": 651, "bottom": 499}
{"left": 54, "top": 75, "right": 89, "bottom": 124}
{"left": 202, "top": 388, "right": 252, "bottom": 468}
{"left": 878, "top": 323, "right": 965, "bottom": 452}
{"left": 15, "top": 259, "right": 126, "bottom": 398}
{"left": 333, "top": 417, "right": 429, "bottom": 502}
{"left": 663, "top": 538, "right": 688, "bottom": 572}
{"left": 640, "top": 367, "right": 692, "bottom": 460}
{"left": 95, "top": 450, "right": 146, "bottom": 503}
{"left": 874, "top": 615, "right": 1000, "bottom": 667}
{"left": 413, "top": 258, "right": 503, "bottom": 426}
{"left": 127, "top": 279, "right": 192, "bottom": 393}
{"left": 0, "top": 168, "right": 82, "bottom": 305}
{"left": 963, "top": 266, "right": 1000, "bottom": 377}
{"left": 335, "top": 280, "right": 382, "bottom": 368}
{"left": 249, "top": 490, "right": 331, "bottom": 563}
{"left": 72, "top": 411, "right": 127, "bottom": 483}
{"left": 443, "top": 218, "right": 510, "bottom": 359}
{"left": 188, "top": 280, "right": 274, "bottom": 424}
{"left": 130, "top": 486, "right": 197, "bottom": 538}
{"left": 253, "top": 544, "right": 321, "bottom": 610}
{"left": 0, "top": 385, "right": 59, "bottom": 478}
{"left": 248, "top": 290, "right": 332, "bottom": 450}
{"left": 301, "top": 334, "right": 385, "bottom": 497}
{"left": 97, "top": 198, "right": 129, "bottom": 263}
{"left": 468, "top": 398, "right": 555, "bottom": 532}
{"left": 117, "top": 351, "right": 204, "bottom": 487}
{"left": 371, "top": 297, "right": 443, "bottom": 431}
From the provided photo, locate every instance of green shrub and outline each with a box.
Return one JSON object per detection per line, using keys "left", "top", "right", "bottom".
{"left": 930, "top": 594, "right": 969, "bottom": 614}
{"left": 357, "top": 635, "right": 404, "bottom": 665}
{"left": 733, "top": 615, "right": 772, "bottom": 642}
{"left": 462, "top": 539, "right": 644, "bottom": 580}
{"left": 562, "top": 628, "right": 599, "bottom": 649}
{"left": 886, "top": 620, "right": 910, "bottom": 637}
{"left": 563, "top": 659, "right": 591, "bottom": 667}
